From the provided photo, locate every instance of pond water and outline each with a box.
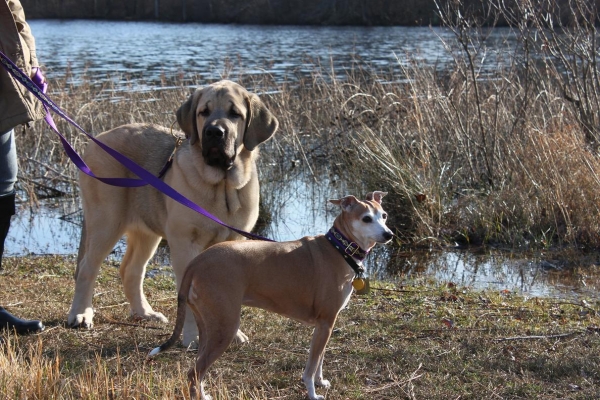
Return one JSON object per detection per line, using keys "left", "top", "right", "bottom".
{"left": 5, "top": 20, "right": 600, "bottom": 301}
{"left": 31, "top": 20, "right": 517, "bottom": 87}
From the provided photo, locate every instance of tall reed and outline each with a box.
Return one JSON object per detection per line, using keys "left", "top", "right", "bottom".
{"left": 325, "top": 0, "right": 600, "bottom": 248}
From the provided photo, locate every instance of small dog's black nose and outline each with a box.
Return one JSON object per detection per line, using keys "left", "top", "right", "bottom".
{"left": 204, "top": 126, "right": 225, "bottom": 139}
{"left": 383, "top": 231, "right": 393, "bottom": 241}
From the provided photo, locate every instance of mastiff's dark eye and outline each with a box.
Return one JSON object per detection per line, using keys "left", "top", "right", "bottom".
{"left": 230, "top": 109, "right": 242, "bottom": 118}
{"left": 362, "top": 216, "right": 373, "bottom": 223}
{"left": 199, "top": 109, "right": 210, "bottom": 117}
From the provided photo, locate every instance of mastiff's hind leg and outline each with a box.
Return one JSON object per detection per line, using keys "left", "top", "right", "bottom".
{"left": 68, "top": 216, "right": 125, "bottom": 328}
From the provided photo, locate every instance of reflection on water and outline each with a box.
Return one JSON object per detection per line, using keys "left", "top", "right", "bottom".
{"left": 30, "top": 20, "right": 517, "bottom": 88}
{"left": 6, "top": 200, "right": 81, "bottom": 256}
{"left": 32, "top": 21, "right": 446, "bottom": 86}
{"left": 259, "top": 168, "right": 336, "bottom": 242}
{"left": 388, "top": 249, "right": 600, "bottom": 300}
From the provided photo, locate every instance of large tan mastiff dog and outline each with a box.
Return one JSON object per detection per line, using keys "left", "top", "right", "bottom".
{"left": 67, "top": 80, "right": 278, "bottom": 345}
{"left": 149, "top": 191, "right": 394, "bottom": 400}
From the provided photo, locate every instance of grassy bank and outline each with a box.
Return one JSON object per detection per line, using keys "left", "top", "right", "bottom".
{"left": 1, "top": 255, "right": 599, "bottom": 399}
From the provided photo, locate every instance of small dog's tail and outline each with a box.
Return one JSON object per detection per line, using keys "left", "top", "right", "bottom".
{"left": 147, "top": 270, "right": 193, "bottom": 358}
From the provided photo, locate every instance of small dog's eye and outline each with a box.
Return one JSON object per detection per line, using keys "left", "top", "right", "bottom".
{"left": 382, "top": 213, "right": 388, "bottom": 220}
{"left": 362, "top": 216, "right": 373, "bottom": 223}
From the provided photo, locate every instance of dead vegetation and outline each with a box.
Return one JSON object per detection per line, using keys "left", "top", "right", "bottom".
{"left": 0, "top": 255, "right": 599, "bottom": 399}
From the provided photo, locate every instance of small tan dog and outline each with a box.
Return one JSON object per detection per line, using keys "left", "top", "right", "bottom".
{"left": 149, "top": 191, "right": 394, "bottom": 400}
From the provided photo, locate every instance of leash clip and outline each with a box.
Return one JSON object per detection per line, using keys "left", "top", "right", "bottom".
{"left": 166, "top": 123, "right": 184, "bottom": 163}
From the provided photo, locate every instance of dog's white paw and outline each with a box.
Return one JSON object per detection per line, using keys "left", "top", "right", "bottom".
{"left": 303, "top": 376, "right": 326, "bottom": 400}
{"left": 316, "top": 378, "right": 331, "bottom": 388}
{"left": 131, "top": 310, "right": 168, "bottom": 323}
{"left": 234, "top": 329, "right": 249, "bottom": 344}
{"left": 67, "top": 308, "right": 94, "bottom": 329}
{"left": 182, "top": 328, "right": 199, "bottom": 347}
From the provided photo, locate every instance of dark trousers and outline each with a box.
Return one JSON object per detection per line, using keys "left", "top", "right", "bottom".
{"left": 0, "top": 191, "right": 14, "bottom": 268}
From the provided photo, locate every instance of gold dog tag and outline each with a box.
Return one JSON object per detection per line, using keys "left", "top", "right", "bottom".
{"left": 352, "top": 278, "right": 365, "bottom": 290}
{"left": 353, "top": 278, "right": 370, "bottom": 295}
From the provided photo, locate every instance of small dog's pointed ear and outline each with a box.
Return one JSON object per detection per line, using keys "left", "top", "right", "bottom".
{"left": 243, "top": 94, "right": 278, "bottom": 151}
{"left": 177, "top": 89, "right": 202, "bottom": 145}
{"left": 366, "top": 191, "right": 387, "bottom": 204}
{"left": 329, "top": 195, "right": 358, "bottom": 211}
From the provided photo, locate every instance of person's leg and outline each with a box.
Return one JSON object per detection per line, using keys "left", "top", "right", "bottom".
{"left": 0, "top": 128, "right": 43, "bottom": 334}
{"left": 0, "top": 127, "right": 18, "bottom": 267}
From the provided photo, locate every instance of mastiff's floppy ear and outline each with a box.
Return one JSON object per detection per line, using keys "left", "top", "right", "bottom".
{"left": 243, "top": 94, "right": 278, "bottom": 151}
{"left": 177, "top": 89, "right": 202, "bottom": 145}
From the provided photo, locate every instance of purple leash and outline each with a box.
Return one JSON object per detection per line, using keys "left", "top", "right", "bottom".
{"left": 0, "top": 50, "right": 273, "bottom": 242}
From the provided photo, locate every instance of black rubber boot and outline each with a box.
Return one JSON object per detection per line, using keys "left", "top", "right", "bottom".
{"left": 0, "top": 192, "right": 44, "bottom": 334}
{"left": 0, "top": 307, "right": 44, "bottom": 334}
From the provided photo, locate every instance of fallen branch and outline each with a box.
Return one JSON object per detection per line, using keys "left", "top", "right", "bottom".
{"left": 421, "top": 328, "right": 490, "bottom": 333}
{"left": 97, "top": 301, "right": 129, "bottom": 310}
{"left": 96, "top": 312, "right": 165, "bottom": 330}
{"left": 102, "top": 319, "right": 165, "bottom": 330}
{"left": 372, "top": 287, "right": 432, "bottom": 294}
{"left": 494, "top": 331, "right": 582, "bottom": 342}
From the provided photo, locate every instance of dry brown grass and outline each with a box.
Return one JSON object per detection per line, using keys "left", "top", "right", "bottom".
{"left": 1, "top": 255, "right": 600, "bottom": 399}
